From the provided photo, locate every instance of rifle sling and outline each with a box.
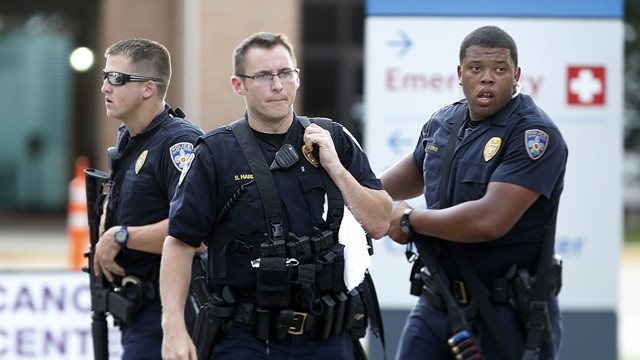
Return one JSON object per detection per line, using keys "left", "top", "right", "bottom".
{"left": 448, "top": 244, "right": 519, "bottom": 360}
{"left": 414, "top": 107, "right": 519, "bottom": 359}
{"left": 106, "top": 125, "right": 161, "bottom": 229}
{"left": 411, "top": 108, "right": 472, "bottom": 334}
{"left": 445, "top": 108, "right": 518, "bottom": 359}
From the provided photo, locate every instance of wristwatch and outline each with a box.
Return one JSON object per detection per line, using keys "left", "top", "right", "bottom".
{"left": 400, "top": 208, "right": 414, "bottom": 235}
{"left": 114, "top": 226, "right": 129, "bottom": 248}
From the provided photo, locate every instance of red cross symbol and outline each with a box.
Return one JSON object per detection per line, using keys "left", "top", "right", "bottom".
{"left": 567, "top": 66, "right": 605, "bottom": 106}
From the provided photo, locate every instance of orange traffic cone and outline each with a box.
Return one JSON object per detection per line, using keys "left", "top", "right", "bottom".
{"left": 68, "top": 156, "right": 90, "bottom": 270}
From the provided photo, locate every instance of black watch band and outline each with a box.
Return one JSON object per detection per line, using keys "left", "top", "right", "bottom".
{"left": 400, "top": 208, "right": 414, "bottom": 235}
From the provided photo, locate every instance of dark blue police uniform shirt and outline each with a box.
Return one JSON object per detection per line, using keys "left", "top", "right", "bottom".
{"left": 109, "top": 105, "right": 203, "bottom": 280}
{"left": 413, "top": 94, "right": 568, "bottom": 279}
{"left": 168, "top": 114, "right": 382, "bottom": 290}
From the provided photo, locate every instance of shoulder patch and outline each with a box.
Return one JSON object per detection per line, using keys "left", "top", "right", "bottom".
{"left": 170, "top": 142, "right": 195, "bottom": 171}
{"left": 178, "top": 153, "right": 195, "bottom": 187}
{"left": 524, "top": 129, "right": 548, "bottom": 160}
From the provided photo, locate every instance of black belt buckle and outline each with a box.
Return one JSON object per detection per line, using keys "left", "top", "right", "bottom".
{"left": 451, "top": 280, "right": 468, "bottom": 305}
{"left": 288, "top": 311, "right": 308, "bottom": 335}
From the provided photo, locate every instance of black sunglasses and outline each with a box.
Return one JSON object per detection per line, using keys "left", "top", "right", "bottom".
{"left": 102, "top": 71, "right": 163, "bottom": 86}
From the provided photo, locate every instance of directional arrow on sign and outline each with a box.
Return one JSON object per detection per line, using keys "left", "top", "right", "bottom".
{"left": 388, "top": 128, "right": 413, "bottom": 155}
{"left": 388, "top": 31, "right": 412, "bottom": 56}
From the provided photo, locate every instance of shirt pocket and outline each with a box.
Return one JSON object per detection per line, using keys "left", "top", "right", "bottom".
{"left": 222, "top": 182, "right": 265, "bottom": 237}
{"left": 452, "top": 161, "right": 492, "bottom": 203}
{"left": 118, "top": 168, "right": 165, "bottom": 219}
{"left": 296, "top": 171, "right": 327, "bottom": 223}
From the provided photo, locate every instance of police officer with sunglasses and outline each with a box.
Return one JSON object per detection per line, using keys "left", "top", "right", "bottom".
{"left": 95, "top": 38, "right": 203, "bottom": 359}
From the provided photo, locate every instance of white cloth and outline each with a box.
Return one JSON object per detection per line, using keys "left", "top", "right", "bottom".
{"left": 322, "top": 197, "right": 371, "bottom": 291}
{"left": 338, "top": 206, "right": 371, "bottom": 291}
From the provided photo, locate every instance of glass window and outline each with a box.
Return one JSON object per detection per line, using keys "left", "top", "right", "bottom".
{"left": 302, "top": 60, "right": 338, "bottom": 120}
{"left": 303, "top": 4, "right": 338, "bottom": 44}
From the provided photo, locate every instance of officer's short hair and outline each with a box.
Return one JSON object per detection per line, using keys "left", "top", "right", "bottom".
{"left": 459, "top": 25, "right": 518, "bottom": 67}
{"left": 105, "top": 38, "right": 171, "bottom": 99}
{"left": 233, "top": 32, "right": 297, "bottom": 76}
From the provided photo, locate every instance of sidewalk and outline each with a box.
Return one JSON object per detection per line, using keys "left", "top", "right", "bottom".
{"left": 621, "top": 243, "right": 640, "bottom": 360}
{"left": 0, "top": 215, "right": 639, "bottom": 359}
{"left": 0, "top": 215, "right": 69, "bottom": 270}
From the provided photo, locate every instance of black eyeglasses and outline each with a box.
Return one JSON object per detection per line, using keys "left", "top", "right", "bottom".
{"left": 102, "top": 71, "right": 163, "bottom": 86}
{"left": 236, "top": 68, "right": 299, "bottom": 85}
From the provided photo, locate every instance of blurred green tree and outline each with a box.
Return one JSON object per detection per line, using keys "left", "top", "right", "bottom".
{"left": 625, "top": 0, "right": 640, "bottom": 152}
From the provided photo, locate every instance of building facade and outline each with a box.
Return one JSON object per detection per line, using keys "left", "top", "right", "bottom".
{"left": 0, "top": 0, "right": 364, "bottom": 212}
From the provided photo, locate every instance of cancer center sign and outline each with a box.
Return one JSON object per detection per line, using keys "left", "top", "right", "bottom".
{"left": 0, "top": 272, "right": 122, "bottom": 359}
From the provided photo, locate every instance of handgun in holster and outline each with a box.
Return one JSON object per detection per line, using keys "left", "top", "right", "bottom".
{"left": 189, "top": 256, "right": 235, "bottom": 360}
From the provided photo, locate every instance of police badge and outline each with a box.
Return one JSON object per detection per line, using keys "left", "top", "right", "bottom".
{"left": 483, "top": 137, "right": 502, "bottom": 162}
{"left": 301, "top": 144, "right": 320, "bottom": 168}
{"left": 135, "top": 150, "right": 148, "bottom": 174}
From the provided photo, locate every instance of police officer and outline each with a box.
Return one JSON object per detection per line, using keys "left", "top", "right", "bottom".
{"left": 159, "top": 32, "right": 391, "bottom": 360}
{"left": 94, "top": 38, "right": 203, "bottom": 359}
{"left": 381, "top": 26, "right": 568, "bottom": 359}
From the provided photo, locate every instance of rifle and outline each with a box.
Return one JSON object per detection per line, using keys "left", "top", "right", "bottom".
{"left": 414, "top": 240, "right": 482, "bottom": 359}
{"left": 83, "top": 168, "right": 112, "bottom": 360}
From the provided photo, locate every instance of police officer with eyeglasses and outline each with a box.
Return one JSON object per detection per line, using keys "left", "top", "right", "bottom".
{"left": 159, "top": 32, "right": 391, "bottom": 360}
{"left": 95, "top": 38, "right": 203, "bottom": 359}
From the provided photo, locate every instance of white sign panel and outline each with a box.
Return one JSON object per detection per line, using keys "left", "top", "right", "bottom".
{"left": 365, "top": 17, "right": 623, "bottom": 311}
{"left": 0, "top": 272, "right": 122, "bottom": 359}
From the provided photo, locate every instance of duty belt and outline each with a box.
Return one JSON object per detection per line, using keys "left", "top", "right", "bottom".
{"left": 229, "top": 289, "right": 364, "bottom": 341}
{"left": 419, "top": 266, "right": 562, "bottom": 311}
{"left": 233, "top": 305, "right": 314, "bottom": 336}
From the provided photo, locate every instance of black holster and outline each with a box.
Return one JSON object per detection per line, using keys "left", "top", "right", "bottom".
{"left": 110, "top": 275, "right": 157, "bottom": 325}
{"left": 511, "top": 256, "right": 563, "bottom": 345}
{"left": 190, "top": 286, "right": 235, "bottom": 360}
{"left": 190, "top": 269, "right": 236, "bottom": 360}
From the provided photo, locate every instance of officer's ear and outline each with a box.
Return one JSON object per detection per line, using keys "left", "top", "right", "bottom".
{"left": 231, "top": 75, "right": 245, "bottom": 96}
{"left": 514, "top": 67, "right": 521, "bottom": 83}
{"left": 142, "top": 80, "right": 157, "bottom": 99}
